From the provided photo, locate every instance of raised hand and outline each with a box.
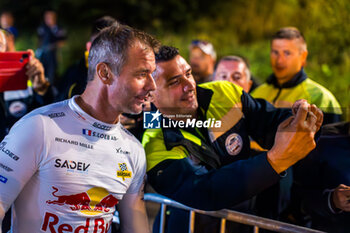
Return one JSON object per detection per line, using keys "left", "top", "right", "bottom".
{"left": 267, "top": 100, "right": 323, "bottom": 174}
{"left": 26, "top": 49, "right": 50, "bottom": 95}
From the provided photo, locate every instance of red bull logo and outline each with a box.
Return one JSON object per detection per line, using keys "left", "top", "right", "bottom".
{"left": 41, "top": 212, "right": 111, "bottom": 233}
{"left": 46, "top": 186, "right": 119, "bottom": 215}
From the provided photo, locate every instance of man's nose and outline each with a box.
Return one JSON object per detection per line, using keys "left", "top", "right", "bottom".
{"left": 183, "top": 77, "right": 195, "bottom": 92}
{"left": 145, "top": 74, "right": 156, "bottom": 92}
{"left": 276, "top": 54, "right": 285, "bottom": 64}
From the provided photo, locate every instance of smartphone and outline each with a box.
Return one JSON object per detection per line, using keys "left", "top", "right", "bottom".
{"left": 0, "top": 51, "right": 31, "bottom": 92}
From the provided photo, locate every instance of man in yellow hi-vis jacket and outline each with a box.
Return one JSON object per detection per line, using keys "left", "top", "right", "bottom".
{"left": 251, "top": 27, "right": 342, "bottom": 125}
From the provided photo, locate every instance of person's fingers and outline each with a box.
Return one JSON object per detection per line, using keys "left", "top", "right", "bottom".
{"left": 309, "top": 104, "right": 317, "bottom": 116}
{"left": 26, "top": 57, "right": 37, "bottom": 70}
{"left": 278, "top": 116, "right": 294, "bottom": 130}
{"left": 339, "top": 189, "right": 350, "bottom": 196}
{"left": 335, "top": 189, "right": 350, "bottom": 208}
{"left": 338, "top": 184, "right": 350, "bottom": 189}
{"left": 333, "top": 189, "right": 346, "bottom": 210}
{"left": 316, "top": 112, "right": 323, "bottom": 131}
{"left": 26, "top": 63, "right": 37, "bottom": 75}
{"left": 26, "top": 57, "right": 33, "bottom": 69}
{"left": 337, "top": 189, "right": 350, "bottom": 204}
{"left": 26, "top": 66, "right": 40, "bottom": 78}
{"left": 293, "top": 102, "right": 309, "bottom": 124}
{"left": 292, "top": 99, "right": 308, "bottom": 115}
{"left": 26, "top": 49, "right": 35, "bottom": 58}
{"left": 26, "top": 69, "right": 36, "bottom": 79}
{"left": 26, "top": 59, "right": 45, "bottom": 82}
{"left": 340, "top": 201, "right": 350, "bottom": 211}
{"left": 309, "top": 104, "right": 323, "bottom": 129}
{"left": 306, "top": 111, "right": 317, "bottom": 130}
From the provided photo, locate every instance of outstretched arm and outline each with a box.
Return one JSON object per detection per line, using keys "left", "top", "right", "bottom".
{"left": 147, "top": 101, "right": 322, "bottom": 210}
{"left": 26, "top": 49, "right": 50, "bottom": 95}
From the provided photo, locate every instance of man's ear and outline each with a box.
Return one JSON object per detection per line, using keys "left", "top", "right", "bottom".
{"left": 301, "top": 50, "right": 308, "bottom": 67}
{"left": 96, "top": 62, "right": 112, "bottom": 85}
{"left": 247, "top": 80, "right": 253, "bottom": 92}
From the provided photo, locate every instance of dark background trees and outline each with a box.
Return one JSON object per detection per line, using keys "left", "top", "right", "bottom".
{"left": 1, "top": 0, "right": 349, "bottom": 119}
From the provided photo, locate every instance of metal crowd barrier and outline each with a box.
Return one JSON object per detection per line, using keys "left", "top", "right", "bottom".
{"left": 144, "top": 193, "right": 325, "bottom": 233}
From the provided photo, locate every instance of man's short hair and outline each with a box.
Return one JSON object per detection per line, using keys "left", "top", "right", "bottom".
{"left": 155, "top": 45, "right": 179, "bottom": 63}
{"left": 218, "top": 55, "right": 251, "bottom": 81}
{"left": 90, "top": 16, "right": 117, "bottom": 40}
{"left": 43, "top": 8, "right": 56, "bottom": 15}
{"left": 0, "top": 11, "right": 13, "bottom": 18}
{"left": 87, "top": 24, "right": 160, "bottom": 81}
{"left": 272, "top": 27, "right": 307, "bottom": 51}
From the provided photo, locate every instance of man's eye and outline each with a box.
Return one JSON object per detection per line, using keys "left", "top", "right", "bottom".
{"left": 169, "top": 80, "right": 179, "bottom": 86}
{"left": 233, "top": 75, "right": 241, "bottom": 81}
{"left": 218, "top": 74, "right": 227, "bottom": 80}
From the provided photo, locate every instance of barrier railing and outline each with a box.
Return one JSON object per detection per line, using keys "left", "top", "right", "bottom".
{"left": 144, "top": 193, "right": 325, "bottom": 233}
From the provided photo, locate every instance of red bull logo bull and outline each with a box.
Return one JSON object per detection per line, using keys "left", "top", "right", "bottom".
{"left": 46, "top": 186, "right": 119, "bottom": 215}
{"left": 93, "top": 194, "right": 119, "bottom": 212}
{"left": 47, "top": 186, "right": 91, "bottom": 211}
{"left": 43, "top": 187, "right": 119, "bottom": 232}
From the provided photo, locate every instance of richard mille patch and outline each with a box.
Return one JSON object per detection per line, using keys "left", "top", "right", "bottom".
{"left": 225, "top": 133, "right": 243, "bottom": 156}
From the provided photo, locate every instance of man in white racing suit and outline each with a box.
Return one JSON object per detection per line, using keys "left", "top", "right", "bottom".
{"left": 0, "top": 23, "right": 159, "bottom": 233}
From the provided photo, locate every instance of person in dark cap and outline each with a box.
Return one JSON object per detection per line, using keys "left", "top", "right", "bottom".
{"left": 37, "top": 9, "right": 67, "bottom": 84}
{"left": 252, "top": 27, "right": 342, "bottom": 125}
{"left": 56, "top": 16, "right": 118, "bottom": 101}
{"left": 189, "top": 40, "right": 216, "bottom": 84}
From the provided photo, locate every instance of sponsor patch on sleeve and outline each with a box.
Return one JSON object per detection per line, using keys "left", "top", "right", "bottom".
{"left": 117, "top": 163, "right": 132, "bottom": 181}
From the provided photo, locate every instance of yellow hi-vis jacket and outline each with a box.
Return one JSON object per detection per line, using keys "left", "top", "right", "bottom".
{"left": 251, "top": 69, "right": 342, "bottom": 124}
